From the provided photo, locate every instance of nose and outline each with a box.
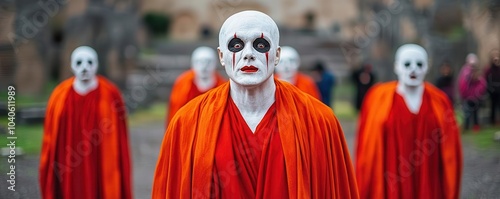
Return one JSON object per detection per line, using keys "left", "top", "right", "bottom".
{"left": 242, "top": 46, "right": 255, "bottom": 61}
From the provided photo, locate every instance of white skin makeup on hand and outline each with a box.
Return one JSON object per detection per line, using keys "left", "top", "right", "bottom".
{"left": 218, "top": 10, "right": 281, "bottom": 133}
{"left": 71, "top": 46, "right": 99, "bottom": 95}
{"left": 394, "top": 44, "right": 429, "bottom": 114}
{"left": 275, "top": 46, "right": 300, "bottom": 84}
{"left": 191, "top": 46, "right": 218, "bottom": 92}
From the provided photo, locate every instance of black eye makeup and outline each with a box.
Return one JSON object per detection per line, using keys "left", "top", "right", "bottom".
{"left": 253, "top": 38, "right": 270, "bottom": 53}
{"left": 404, "top": 61, "right": 411, "bottom": 68}
{"left": 228, "top": 38, "right": 244, "bottom": 52}
{"left": 76, "top": 60, "right": 82, "bottom": 66}
{"left": 416, "top": 61, "right": 423, "bottom": 68}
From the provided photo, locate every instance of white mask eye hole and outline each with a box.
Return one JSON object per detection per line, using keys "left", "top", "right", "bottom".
{"left": 88, "top": 60, "right": 93, "bottom": 65}
{"left": 416, "top": 61, "right": 423, "bottom": 68}
{"left": 404, "top": 61, "right": 411, "bottom": 68}
{"left": 76, "top": 60, "right": 82, "bottom": 66}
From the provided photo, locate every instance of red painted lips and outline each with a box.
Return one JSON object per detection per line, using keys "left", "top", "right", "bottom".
{"left": 241, "top": 65, "right": 258, "bottom": 72}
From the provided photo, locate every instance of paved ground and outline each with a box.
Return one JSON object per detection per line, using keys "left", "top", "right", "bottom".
{"left": 1, "top": 119, "right": 499, "bottom": 198}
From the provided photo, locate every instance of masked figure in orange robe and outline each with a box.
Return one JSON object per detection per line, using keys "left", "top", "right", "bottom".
{"left": 39, "top": 46, "right": 132, "bottom": 199}
{"left": 153, "top": 11, "right": 359, "bottom": 199}
{"left": 166, "top": 46, "right": 226, "bottom": 124}
{"left": 355, "top": 44, "right": 462, "bottom": 199}
{"left": 275, "top": 46, "right": 321, "bottom": 100}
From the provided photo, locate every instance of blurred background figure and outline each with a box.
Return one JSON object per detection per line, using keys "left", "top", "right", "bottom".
{"left": 356, "top": 44, "right": 462, "bottom": 199}
{"left": 434, "top": 60, "right": 455, "bottom": 105}
{"left": 485, "top": 49, "right": 500, "bottom": 126}
{"left": 39, "top": 46, "right": 132, "bottom": 199}
{"left": 458, "top": 53, "right": 487, "bottom": 131}
{"left": 351, "top": 63, "right": 375, "bottom": 111}
{"left": 166, "top": 46, "right": 225, "bottom": 125}
{"left": 311, "top": 61, "right": 336, "bottom": 107}
{"left": 275, "top": 46, "right": 321, "bottom": 100}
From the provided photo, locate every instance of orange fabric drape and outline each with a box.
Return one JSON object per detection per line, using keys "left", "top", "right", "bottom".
{"left": 211, "top": 98, "right": 289, "bottom": 198}
{"left": 294, "top": 73, "right": 322, "bottom": 100}
{"left": 39, "top": 76, "right": 132, "bottom": 199}
{"left": 153, "top": 79, "right": 359, "bottom": 199}
{"left": 276, "top": 73, "right": 322, "bottom": 100}
{"left": 166, "top": 69, "right": 226, "bottom": 125}
{"left": 355, "top": 81, "right": 462, "bottom": 199}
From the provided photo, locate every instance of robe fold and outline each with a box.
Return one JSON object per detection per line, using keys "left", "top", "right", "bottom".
{"left": 294, "top": 73, "right": 322, "bottom": 100}
{"left": 167, "top": 69, "right": 226, "bottom": 124}
{"left": 276, "top": 73, "right": 322, "bottom": 100}
{"left": 355, "top": 81, "right": 462, "bottom": 199}
{"left": 211, "top": 98, "right": 288, "bottom": 198}
{"left": 39, "top": 76, "right": 132, "bottom": 199}
{"left": 153, "top": 79, "right": 359, "bottom": 199}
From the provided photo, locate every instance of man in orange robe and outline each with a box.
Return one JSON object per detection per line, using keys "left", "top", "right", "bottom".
{"left": 153, "top": 11, "right": 359, "bottom": 198}
{"left": 166, "top": 46, "right": 226, "bottom": 124}
{"left": 275, "top": 46, "right": 321, "bottom": 100}
{"left": 39, "top": 46, "right": 132, "bottom": 199}
{"left": 355, "top": 44, "right": 462, "bottom": 199}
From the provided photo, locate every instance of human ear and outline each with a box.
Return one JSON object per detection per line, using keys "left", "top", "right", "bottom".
{"left": 217, "top": 47, "right": 225, "bottom": 67}
{"left": 274, "top": 46, "right": 281, "bottom": 66}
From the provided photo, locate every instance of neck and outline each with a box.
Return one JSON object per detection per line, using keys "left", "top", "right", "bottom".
{"left": 230, "top": 76, "right": 276, "bottom": 133}
{"left": 194, "top": 74, "right": 216, "bottom": 92}
{"left": 396, "top": 81, "right": 424, "bottom": 114}
{"left": 73, "top": 77, "right": 98, "bottom": 96}
{"left": 230, "top": 77, "right": 276, "bottom": 114}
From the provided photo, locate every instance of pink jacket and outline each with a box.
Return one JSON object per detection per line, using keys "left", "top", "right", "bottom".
{"left": 458, "top": 64, "right": 487, "bottom": 100}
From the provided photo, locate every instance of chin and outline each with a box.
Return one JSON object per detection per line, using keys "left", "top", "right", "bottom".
{"left": 404, "top": 80, "right": 423, "bottom": 87}
{"left": 232, "top": 76, "right": 269, "bottom": 87}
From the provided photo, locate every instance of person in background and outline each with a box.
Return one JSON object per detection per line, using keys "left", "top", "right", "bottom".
{"left": 166, "top": 46, "right": 226, "bottom": 126}
{"left": 435, "top": 60, "right": 455, "bottom": 105}
{"left": 351, "top": 63, "right": 375, "bottom": 111}
{"left": 275, "top": 46, "right": 322, "bottom": 100}
{"left": 356, "top": 44, "right": 462, "bottom": 199}
{"left": 458, "top": 53, "right": 487, "bottom": 131}
{"left": 311, "top": 61, "right": 336, "bottom": 107}
{"left": 484, "top": 49, "right": 500, "bottom": 126}
{"left": 39, "top": 46, "right": 132, "bottom": 199}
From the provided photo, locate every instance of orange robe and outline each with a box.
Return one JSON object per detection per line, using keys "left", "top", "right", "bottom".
{"left": 355, "top": 81, "right": 462, "bottom": 199}
{"left": 153, "top": 79, "right": 359, "bottom": 199}
{"left": 294, "top": 73, "right": 322, "bottom": 100}
{"left": 276, "top": 73, "right": 322, "bottom": 100}
{"left": 39, "top": 76, "right": 132, "bottom": 199}
{"left": 166, "top": 69, "right": 226, "bottom": 124}
{"left": 211, "top": 98, "right": 288, "bottom": 198}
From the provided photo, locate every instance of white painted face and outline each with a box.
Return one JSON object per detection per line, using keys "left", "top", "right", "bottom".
{"left": 191, "top": 46, "right": 217, "bottom": 79}
{"left": 218, "top": 10, "right": 280, "bottom": 86}
{"left": 71, "top": 46, "right": 98, "bottom": 82}
{"left": 275, "top": 46, "right": 300, "bottom": 81}
{"left": 394, "top": 44, "right": 428, "bottom": 87}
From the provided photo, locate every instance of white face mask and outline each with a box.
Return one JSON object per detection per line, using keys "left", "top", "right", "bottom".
{"left": 71, "top": 46, "right": 98, "bottom": 82}
{"left": 218, "top": 11, "right": 280, "bottom": 86}
{"left": 394, "top": 44, "right": 428, "bottom": 87}
{"left": 275, "top": 46, "right": 300, "bottom": 81}
{"left": 191, "top": 46, "right": 217, "bottom": 79}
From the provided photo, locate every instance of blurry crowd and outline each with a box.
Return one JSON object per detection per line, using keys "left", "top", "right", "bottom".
{"left": 435, "top": 49, "right": 500, "bottom": 132}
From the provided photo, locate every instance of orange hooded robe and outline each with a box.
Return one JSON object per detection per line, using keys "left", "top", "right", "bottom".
{"left": 166, "top": 69, "right": 226, "bottom": 124}
{"left": 355, "top": 81, "right": 462, "bottom": 199}
{"left": 153, "top": 79, "right": 359, "bottom": 199}
{"left": 39, "top": 76, "right": 132, "bottom": 199}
